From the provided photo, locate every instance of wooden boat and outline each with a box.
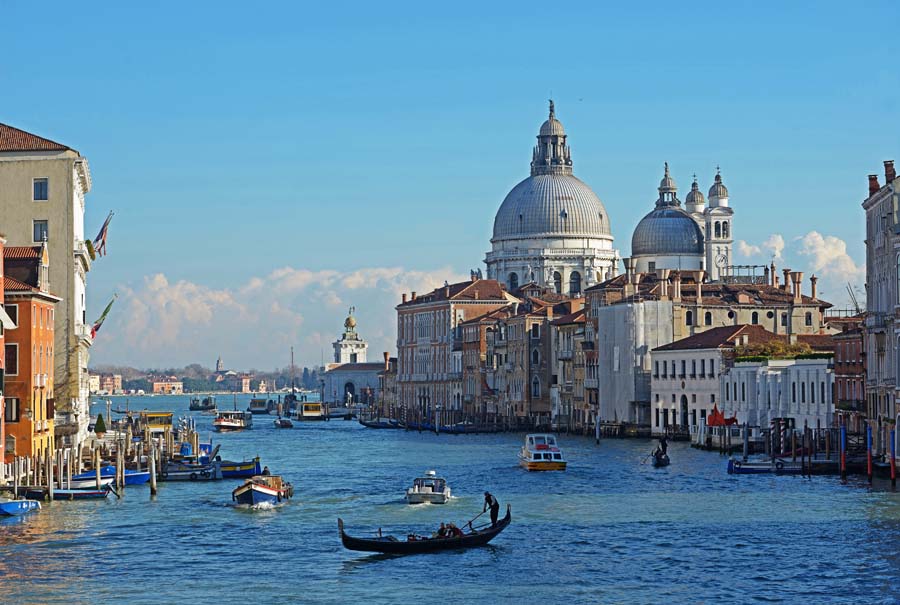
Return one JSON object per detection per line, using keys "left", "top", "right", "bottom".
{"left": 651, "top": 452, "right": 671, "bottom": 467}
{"left": 0, "top": 498, "right": 41, "bottom": 516}
{"left": 189, "top": 395, "right": 216, "bottom": 412}
{"left": 72, "top": 466, "right": 150, "bottom": 486}
{"left": 274, "top": 417, "right": 294, "bottom": 428}
{"left": 406, "top": 470, "right": 451, "bottom": 505}
{"left": 62, "top": 476, "right": 115, "bottom": 490}
{"left": 338, "top": 505, "right": 511, "bottom": 554}
{"left": 727, "top": 458, "right": 803, "bottom": 475}
{"left": 232, "top": 475, "right": 293, "bottom": 506}
{"left": 219, "top": 457, "right": 261, "bottom": 478}
{"left": 213, "top": 409, "right": 252, "bottom": 431}
{"left": 519, "top": 434, "right": 567, "bottom": 471}
{"left": 26, "top": 486, "right": 112, "bottom": 501}
{"left": 359, "top": 417, "right": 402, "bottom": 429}
{"left": 162, "top": 460, "right": 223, "bottom": 481}
{"left": 295, "top": 401, "right": 325, "bottom": 421}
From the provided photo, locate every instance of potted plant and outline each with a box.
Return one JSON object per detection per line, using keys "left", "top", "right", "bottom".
{"left": 94, "top": 413, "right": 107, "bottom": 438}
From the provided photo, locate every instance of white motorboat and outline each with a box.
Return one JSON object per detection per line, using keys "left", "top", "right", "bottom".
{"left": 213, "top": 410, "right": 253, "bottom": 432}
{"left": 518, "top": 433, "right": 567, "bottom": 471}
{"left": 405, "top": 470, "right": 451, "bottom": 504}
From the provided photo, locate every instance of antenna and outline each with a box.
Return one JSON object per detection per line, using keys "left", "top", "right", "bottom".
{"left": 846, "top": 283, "right": 861, "bottom": 315}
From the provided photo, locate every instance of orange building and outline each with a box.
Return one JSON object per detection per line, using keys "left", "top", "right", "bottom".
{"left": 3, "top": 244, "right": 59, "bottom": 461}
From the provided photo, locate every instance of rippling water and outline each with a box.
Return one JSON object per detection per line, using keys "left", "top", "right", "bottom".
{"left": 2, "top": 395, "right": 899, "bottom": 604}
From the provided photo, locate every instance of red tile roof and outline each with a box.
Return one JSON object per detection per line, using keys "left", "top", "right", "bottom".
{"left": 550, "top": 308, "right": 586, "bottom": 326}
{"left": 3, "top": 246, "right": 42, "bottom": 259}
{"left": 3, "top": 275, "right": 38, "bottom": 293}
{"left": 654, "top": 325, "right": 783, "bottom": 352}
{"left": 399, "top": 279, "right": 511, "bottom": 306}
{"left": 0, "top": 123, "right": 71, "bottom": 152}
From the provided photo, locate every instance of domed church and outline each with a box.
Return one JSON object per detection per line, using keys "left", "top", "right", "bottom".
{"left": 484, "top": 101, "right": 620, "bottom": 296}
{"left": 631, "top": 164, "right": 734, "bottom": 281}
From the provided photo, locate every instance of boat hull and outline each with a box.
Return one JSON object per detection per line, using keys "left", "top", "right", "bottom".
{"left": 339, "top": 506, "right": 511, "bottom": 554}
{"left": 162, "top": 462, "right": 223, "bottom": 481}
{"left": 232, "top": 483, "right": 289, "bottom": 506}
{"left": 27, "top": 487, "right": 110, "bottom": 500}
{"left": 220, "top": 459, "right": 261, "bottom": 478}
{"left": 0, "top": 499, "right": 41, "bottom": 516}
{"left": 406, "top": 492, "right": 450, "bottom": 505}
{"left": 519, "top": 459, "right": 567, "bottom": 471}
{"left": 71, "top": 468, "right": 150, "bottom": 486}
{"left": 727, "top": 458, "right": 803, "bottom": 475}
{"left": 652, "top": 454, "right": 671, "bottom": 468}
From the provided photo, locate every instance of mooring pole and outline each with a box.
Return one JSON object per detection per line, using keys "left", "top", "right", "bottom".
{"left": 867, "top": 423, "right": 873, "bottom": 484}
{"left": 840, "top": 420, "right": 847, "bottom": 482}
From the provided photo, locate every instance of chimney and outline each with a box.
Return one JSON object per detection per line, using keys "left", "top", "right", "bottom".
{"left": 810, "top": 275, "right": 818, "bottom": 300}
{"left": 869, "top": 174, "right": 880, "bottom": 196}
{"left": 782, "top": 268, "right": 791, "bottom": 291}
{"left": 402, "top": 293, "right": 407, "bottom": 304}
{"left": 445, "top": 285, "right": 450, "bottom": 298}
{"left": 774, "top": 275, "right": 780, "bottom": 289}
{"left": 383, "top": 351, "right": 390, "bottom": 372}
{"left": 546, "top": 306, "right": 554, "bottom": 320}
{"left": 512, "top": 302, "right": 519, "bottom": 315}
{"left": 411, "top": 291, "right": 417, "bottom": 301}
{"left": 769, "top": 261, "right": 776, "bottom": 287}
{"left": 791, "top": 271, "right": 803, "bottom": 303}
{"left": 696, "top": 270, "right": 705, "bottom": 302}
{"left": 672, "top": 272, "right": 682, "bottom": 302}
{"left": 657, "top": 269, "right": 670, "bottom": 299}
{"left": 623, "top": 257, "right": 633, "bottom": 284}
{"left": 886, "top": 160, "right": 896, "bottom": 182}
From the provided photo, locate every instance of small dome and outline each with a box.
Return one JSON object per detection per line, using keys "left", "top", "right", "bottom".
{"left": 539, "top": 117, "right": 566, "bottom": 137}
{"left": 632, "top": 206, "right": 704, "bottom": 256}
{"left": 659, "top": 162, "right": 676, "bottom": 192}
{"left": 708, "top": 171, "right": 728, "bottom": 199}
{"left": 344, "top": 315, "right": 356, "bottom": 329}
{"left": 686, "top": 178, "right": 705, "bottom": 206}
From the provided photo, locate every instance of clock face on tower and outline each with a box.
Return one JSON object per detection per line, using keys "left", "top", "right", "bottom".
{"left": 715, "top": 253, "right": 728, "bottom": 268}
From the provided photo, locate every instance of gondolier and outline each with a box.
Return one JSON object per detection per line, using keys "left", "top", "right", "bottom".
{"left": 483, "top": 492, "right": 500, "bottom": 527}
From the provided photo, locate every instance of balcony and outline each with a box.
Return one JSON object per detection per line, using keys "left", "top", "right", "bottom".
{"left": 73, "top": 239, "right": 93, "bottom": 271}
{"left": 76, "top": 323, "right": 94, "bottom": 346}
{"left": 557, "top": 349, "right": 573, "bottom": 361}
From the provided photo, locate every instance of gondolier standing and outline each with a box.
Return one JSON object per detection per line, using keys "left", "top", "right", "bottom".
{"left": 483, "top": 491, "right": 500, "bottom": 527}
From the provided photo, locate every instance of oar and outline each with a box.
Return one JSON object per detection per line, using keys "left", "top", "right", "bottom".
{"left": 464, "top": 510, "right": 486, "bottom": 530}
{"left": 640, "top": 451, "right": 654, "bottom": 465}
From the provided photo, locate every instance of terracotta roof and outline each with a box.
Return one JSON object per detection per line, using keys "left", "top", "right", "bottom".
{"left": 3, "top": 246, "right": 41, "bottom": 259}
{"left": 796, "top": 334, "right": 835, "bottom": 351}
{"left": 653, "top": 325, "right": 783, "bottom": 352}
{"left": 399, "top": 278, "right": 512, "bottom": 306}
{"left": 3, "top": 275, "right": 38, "bottom": 293}
{"left": 0, "top": 123, "right": 71, "bottom": 152}
{"left": 550, "top": 308, "right": 586, "bottom": 326}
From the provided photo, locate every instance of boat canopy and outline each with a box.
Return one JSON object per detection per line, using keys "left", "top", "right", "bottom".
{"left": 526, "top": 434, "right": 557, "bottom": 448}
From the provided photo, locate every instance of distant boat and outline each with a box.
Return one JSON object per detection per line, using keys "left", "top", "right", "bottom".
{"left": 295, "top": 401, "right": 325, "bottom": 422}
{"left": 0, "top": 498, "right": 41, "bottom": 516}
{"left": 651, "top": 452, "right": 671, "bottom": 468}
{"left": 248, "top": 398, "right": 274, "bottom": 415}
{"left": 406, "top": 470, "right": 451, "bottom": 505}
{"left": 232, "top": 475, "right": 293, "bottom": 506}
{"left": 359, "top": 417, "right": 402, "bottom": 429}
{"left": 213, "top": 410, "right": 252, "bottom": 431}
{"left": 518, "top": 434, "right": 567, "bottom": 471}
{"left": 190, "top": 396, "right": 216, "bottom": 412}
{"left": 274, "top": 417, "right": 293, "bottom": 429}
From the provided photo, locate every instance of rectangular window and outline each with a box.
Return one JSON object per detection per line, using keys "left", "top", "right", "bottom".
{"left": 4, "top": 304, "right": 18, "bottom": 327}
{"left": 709, "top": 359, "right": 715, "bottom": 378}
{"left": 33, "top": 178, "right": 48, "bottom": 201}
{"left": 4, "top": 398, "right": 20, "bottom": 423}
{"left": 5, "top": 344, "right": 18, "bottom": 376}
{"left": 33, "top": 220, "right": 48, "bottom": 242}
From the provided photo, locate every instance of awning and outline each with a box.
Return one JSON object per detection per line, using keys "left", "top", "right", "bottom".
{"left": 0, "top": 306, "right": 16, "bottom": 330}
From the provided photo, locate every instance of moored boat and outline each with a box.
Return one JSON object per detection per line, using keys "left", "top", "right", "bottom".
{"left": 60, "top": 476, "right": 116, "bottom": 490}
{"left": 26, "top": 486, "right": 112, "bottom": 500}
{"left": 0, "top": 498, "right": 41, "bottom": 516}
{"left": 727, "top": 458, "right": 803, "bottom": 475}
{"left": 189, "top": 395, "right": 216, "bottom": 412}
{"left": 72, "top": 466, "right": 151, "bottom": 486}
{"left": 518, "top": 434, "right": 567, "bottom": 471}
{"left": 248, "top": 398, "right": 274, "bottom": 415}
{"left": 295, "top": 401, "right": 325, "bottom": 421}
{"left": 213, "top": 409, "right": 253, "bottom": 431}
{"left": 163, "top": 460, "right": 223, "bottom": 481}
{"left": 219, "top": 457, "right": 261, "bottom": 478}
{"left": 359, "top": 417, "right": 402, "bottom": 429}
{"left": 338, "top": 505, "right": 511, "bottom": 554}
{"left": 406, "top": 470, "right": 451, "bottom": 504}
{"left": 232, "top": 475, "right": 293, "bottom": 506}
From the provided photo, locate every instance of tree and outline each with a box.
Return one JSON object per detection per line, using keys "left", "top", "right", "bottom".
{"left": 94, "top": 414, "right": 107, "bottom": 435}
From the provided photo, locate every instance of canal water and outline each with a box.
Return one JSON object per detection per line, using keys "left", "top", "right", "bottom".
{"left": 1, "top": 394, "right": 899, "bottom": 604}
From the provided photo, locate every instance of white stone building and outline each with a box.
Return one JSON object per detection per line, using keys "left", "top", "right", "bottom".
{"left": 0, "top": 124, "right": 94, "bottom": 447}
{"left": 720, "top": 358, "right": 834, "bottom": 430}
{"left": 322, "top": 309, "right": 381, "bottom": 406}
{"left": 485, "top": 101, "right": 620, "bottom": 294}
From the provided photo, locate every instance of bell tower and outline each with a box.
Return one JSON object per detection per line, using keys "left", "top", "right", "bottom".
{"left": 333, "top": 306, "right": 368, "bottom": 364}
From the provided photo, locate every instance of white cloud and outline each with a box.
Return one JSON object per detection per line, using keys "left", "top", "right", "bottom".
{"left": 795, "top": 231, "right": 864, "bottom": 282}
{"left": 92, "top": 265, "right": 466, "bottom": 369}
{"left": 737, "top": 234, "right": 785, "bottom": 260}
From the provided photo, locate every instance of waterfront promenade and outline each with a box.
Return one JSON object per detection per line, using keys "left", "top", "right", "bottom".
{"left": 0, "top": 394, "right": 898, "bottom": 604}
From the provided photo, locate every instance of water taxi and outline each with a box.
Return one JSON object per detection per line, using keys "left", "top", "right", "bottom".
{"left": 405, "top": 470, "right": 451, "bottom": 504}
{"left": 232, "top": 475, "right": 293, "bottom": 506}
{"left": 248, "top": 398, "right": 274, "bottom": 415}
{"left": 213, "top": 410, "right": 253, "bottom": 431}
{"left": 518, "top": 434, "right": 567, "bottom": 471}
{"left": 295, "top": 401, "right": 325, "bottom": 421}
{"left": 189, "top": 396, "right": 216, "bottom": 412}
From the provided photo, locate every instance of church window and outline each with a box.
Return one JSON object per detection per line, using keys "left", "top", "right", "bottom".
{"left": 781, "top": 313, "right": 788, "bottom": 327}
{"left": 553, "top": 272, "right": 562, "bottom": 294}
{"left": 801, "top": 382, "right": 806, "bottom": 403}
{"left": 751, "top": 312, "right": 759, "bottom": 325}
{"left": 685, "top": 310, "right": 693, "bottom": 326}
{"left": 531, "top": 377, "right": 541, "bottom": 397}
{"left": 805, "top": 312, "right": 813, "bottom": 327}
{"left": 509, "top": 272, "right": 519, "bottom": 290}
{"left": 722, "top": 222, "right": 729, "bottom": 238}
{"left": 714, "top": 222, "right": 721, "bottom": 238}
{"left": 532, "top": 349, "right": 540, "bottom": 365}
{"left": 569, "top": 271, "right": 581, "bottom": 296}
{"left": 727, "top": 311, "right": 735, "bottom": 319}
{"left": 704, "top": 311, "right": 712, "bottom": 326}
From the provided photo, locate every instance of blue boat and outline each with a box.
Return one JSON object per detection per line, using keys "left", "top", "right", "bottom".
{"left": 26, "top": 486, "right": 112, "bottom": 500}
{"left": 232, "top": 475, "right": 293, "bottom": 507}
{"left": 0, "top": 498, "right": 41, "bottom": 516}
{"left": 71, "top": 465, "right": 151, "bottom": 486}
{"left": 727, "top": 458, "right": 803, "bottom": 475}
{"left": 219, "top": 457, "right": 261, "bottom": 478}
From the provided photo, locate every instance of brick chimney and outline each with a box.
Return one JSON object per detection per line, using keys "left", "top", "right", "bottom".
{"left": 886, "top": 160, "right": 896, "bottom": 182}
{"left": 782, "top": 268, "right": 791, "bottom": 291}
{"left": 791, "top": 271, "right": 803, "bottom": 303}
{"left": 869, "top": 174, "right": 881, "bottom": 196}
{"left": 770, "top": 261, "right": 776, "bottom": 287}
{"left": 402, "top": 293, "right": 407, "bottom": 304}
{"left": 411, "top": 291, "right": 417, "bottom": 301}
{"left": 383, "top": 351, "right": 390, "bottom": 372}
{"left": 444, "top": 285, "right": 450, "bottom": 297}
{"left": 810, "top": 275, "right": 818, "bottom": 300}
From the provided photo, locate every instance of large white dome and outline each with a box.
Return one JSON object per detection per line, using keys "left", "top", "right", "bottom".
{"left": 492, "top": 173, "right": 611, "bottom": 241}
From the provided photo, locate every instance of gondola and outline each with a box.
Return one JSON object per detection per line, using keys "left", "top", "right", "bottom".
{"left": 651, "top": 452, "right": 670, "bottom": 467}
{"left": 338, "top": 505, "right": 511, "bottom": 554}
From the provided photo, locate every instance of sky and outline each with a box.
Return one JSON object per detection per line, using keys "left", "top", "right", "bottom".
{"left": 2, "top": 1, "right": 896, "bottom": 370}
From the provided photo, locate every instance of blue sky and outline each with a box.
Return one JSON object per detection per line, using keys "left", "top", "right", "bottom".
{"left": 3, "top": 1, "right": 896, "bottom": 369}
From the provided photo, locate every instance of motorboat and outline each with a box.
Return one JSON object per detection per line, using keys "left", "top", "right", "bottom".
{"left": 162, "top": 460, "right": 223, "bottom": 481}
{"left": 274, "top": 417, "right": 294, "bottom": 428}
{"left": 518, "top": 433, "right": 567, "bottom": 471}
{"left": 232, "top": 475, "right": 293, "bottom": 506}
{"left": 359, "top": 417, "right": 402, "bottom": 429}
{"left": 406, "top": 470, "right": 451, "bottom": 504}
{"left": 295, "top": 401, "right": 325, "bottom": 421}
{"left": 218, "top": 457, "right": 261, "bottom": 478}
{"left": 248, "top": 398, "right": 274, "bottom": 415}
{"left": 338, "top": 505, "right": 511, "bottom": 554}
{"left": 213, "top": 410, "right": 253, "bottom": 431}
{"left": 189, "top": 396, "right": 216, "bottom": 412}
{"left": 0, "top": 497, "right": 41, "bottom": 516}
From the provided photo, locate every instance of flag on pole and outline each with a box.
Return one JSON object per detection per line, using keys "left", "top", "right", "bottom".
{"left": 93, "top": 211, "right": 114, "bottom": 257}
{"left": 91, "top": 294, "right": 118, "bottom": 339}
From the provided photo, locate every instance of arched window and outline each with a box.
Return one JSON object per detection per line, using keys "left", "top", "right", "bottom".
{"left": 722, "top": 222, "right": 729, "bottom": 238}
{"left": 805, "top": 312, "right": 813, "bottom": 326}
{"left": 531, "top": 349, "right": 540, "bottom": 365}
{"left": 751, "top": 312, "right": 759, "bottom": 325}
{"left": 553, "top": 272, "right": 562, "bottom": 294}
{"left": 704, "top": 312, "right": 712, "bottom": 326}
{"left": 569, "top": 271, "right": 582, "bottom": 296}
{"left": 685, "top": 310, "right": 694, "bottom": 326}
{"left": 531, "top": 376, "right": 540, "bottom": 397}
{"left": 714, "top": 222, "right": 721, "bottom": 238}
{"left": 508, "top": 272, "right": 519, "bottom": 290}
